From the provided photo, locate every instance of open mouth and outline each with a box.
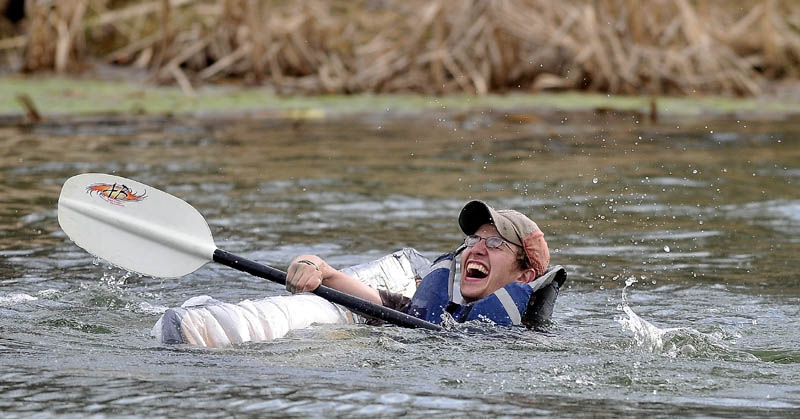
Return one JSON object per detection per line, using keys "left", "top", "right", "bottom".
{"left": 465, "top": 262, "right": 488, "bottom": 279}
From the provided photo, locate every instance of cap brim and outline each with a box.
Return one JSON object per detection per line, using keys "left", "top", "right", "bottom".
{"left": 459, "top": 201, "right": 524, "bottom": 246}
{"left": 459, "top": 200, "right": 495, "bottom": 235}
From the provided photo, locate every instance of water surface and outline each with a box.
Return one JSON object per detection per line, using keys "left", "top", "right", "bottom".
{"left": 1, "top": 110, "right": 799, "bottom": 416}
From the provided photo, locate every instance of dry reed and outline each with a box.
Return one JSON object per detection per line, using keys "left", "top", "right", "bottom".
{"left": 2, "top": 0, "right": 800, "bottom": 96}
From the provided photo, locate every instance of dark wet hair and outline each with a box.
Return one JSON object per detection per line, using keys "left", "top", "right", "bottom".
{"left": 515, "top": 247, "right": 531, "bottom": 271}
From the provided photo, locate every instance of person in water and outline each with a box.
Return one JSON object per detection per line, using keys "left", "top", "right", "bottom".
{"left": 285, "top": 200, "right": 565, "bottom": 327}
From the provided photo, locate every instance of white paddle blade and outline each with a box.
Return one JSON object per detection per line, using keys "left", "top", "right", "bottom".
{"left": 58, "top": 173, "right": 217, "bottom": 278}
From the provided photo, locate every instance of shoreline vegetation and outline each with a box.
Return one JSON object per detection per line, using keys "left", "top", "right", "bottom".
{"left": 2, "top": 1, "right": 800, "bottom": 122}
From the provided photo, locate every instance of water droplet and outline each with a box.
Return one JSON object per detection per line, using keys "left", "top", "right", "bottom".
{"left": 663, "top": 246, "right": 670, "bottom": 252}
{"left": 592, "top": 177, "right": 599, "bottom": 184}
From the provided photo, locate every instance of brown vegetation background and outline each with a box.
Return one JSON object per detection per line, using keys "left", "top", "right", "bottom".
{"left": 2, "top": 0, "right": 800, "bottom": 96}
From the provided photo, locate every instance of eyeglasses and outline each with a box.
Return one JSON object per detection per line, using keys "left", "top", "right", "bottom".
{"left": 464, "top": 235, "right": 514, "bottom": 251}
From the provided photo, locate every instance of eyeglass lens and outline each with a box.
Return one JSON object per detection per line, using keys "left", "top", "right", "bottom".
{"left": 465, "top": 235, "right": 505, "bottom": 248}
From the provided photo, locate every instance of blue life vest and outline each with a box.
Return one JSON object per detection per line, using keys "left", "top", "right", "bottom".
{"left": 407, "top": 252, "right": 566, "bottom": 327}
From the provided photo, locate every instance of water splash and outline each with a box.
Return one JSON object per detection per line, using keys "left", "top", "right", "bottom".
{"left": 616, "top": 276, "right": 666, "bottom": 352}
{"left": 98, "top": 262, "right": 137, "bottom": 289}
{"left": 615, "top": 277, "right": 756, "bottom": 361}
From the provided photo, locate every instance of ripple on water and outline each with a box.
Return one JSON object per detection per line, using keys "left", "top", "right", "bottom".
{"left": 722, "top": 199, "right": 800, "bottom": 236}
{"left": 0, "top": 293, "right": 37, "bottom": 306}
{"left": 647, "top": 177, "right": 707, "bottom": 187}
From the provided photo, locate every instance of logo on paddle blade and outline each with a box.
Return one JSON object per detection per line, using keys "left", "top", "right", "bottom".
{"left": 87, "top": 183, "right": 147, "bottom": 205}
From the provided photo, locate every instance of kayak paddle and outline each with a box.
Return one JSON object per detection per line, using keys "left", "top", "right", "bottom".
{"left": 57, "top": 173, "right": 442, "bottom": 331}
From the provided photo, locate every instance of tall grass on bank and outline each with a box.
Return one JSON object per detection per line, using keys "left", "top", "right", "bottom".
{"left": 2, "top": 0, "right": 800, "bottom": 96}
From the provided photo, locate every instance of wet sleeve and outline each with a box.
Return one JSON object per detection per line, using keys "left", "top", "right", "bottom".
{"left": 378, "top": 289, "right": 412, "bottom": 313}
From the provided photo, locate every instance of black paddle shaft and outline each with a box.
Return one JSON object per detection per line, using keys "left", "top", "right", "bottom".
{"left": 212, "top": 249, "right": 442, "bottom": 331}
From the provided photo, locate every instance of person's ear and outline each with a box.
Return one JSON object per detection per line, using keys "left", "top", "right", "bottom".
{"left": 515, "top": 268, "right": 535, "bottom": 284}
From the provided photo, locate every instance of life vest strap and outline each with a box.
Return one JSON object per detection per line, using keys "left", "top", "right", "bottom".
{"left": 494, "top": 287, "right": 523, "bottom": 325}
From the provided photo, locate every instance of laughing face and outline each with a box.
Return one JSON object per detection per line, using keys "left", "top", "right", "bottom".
{"left": 460, "top": 224, "right": 533, "bottom": 302}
